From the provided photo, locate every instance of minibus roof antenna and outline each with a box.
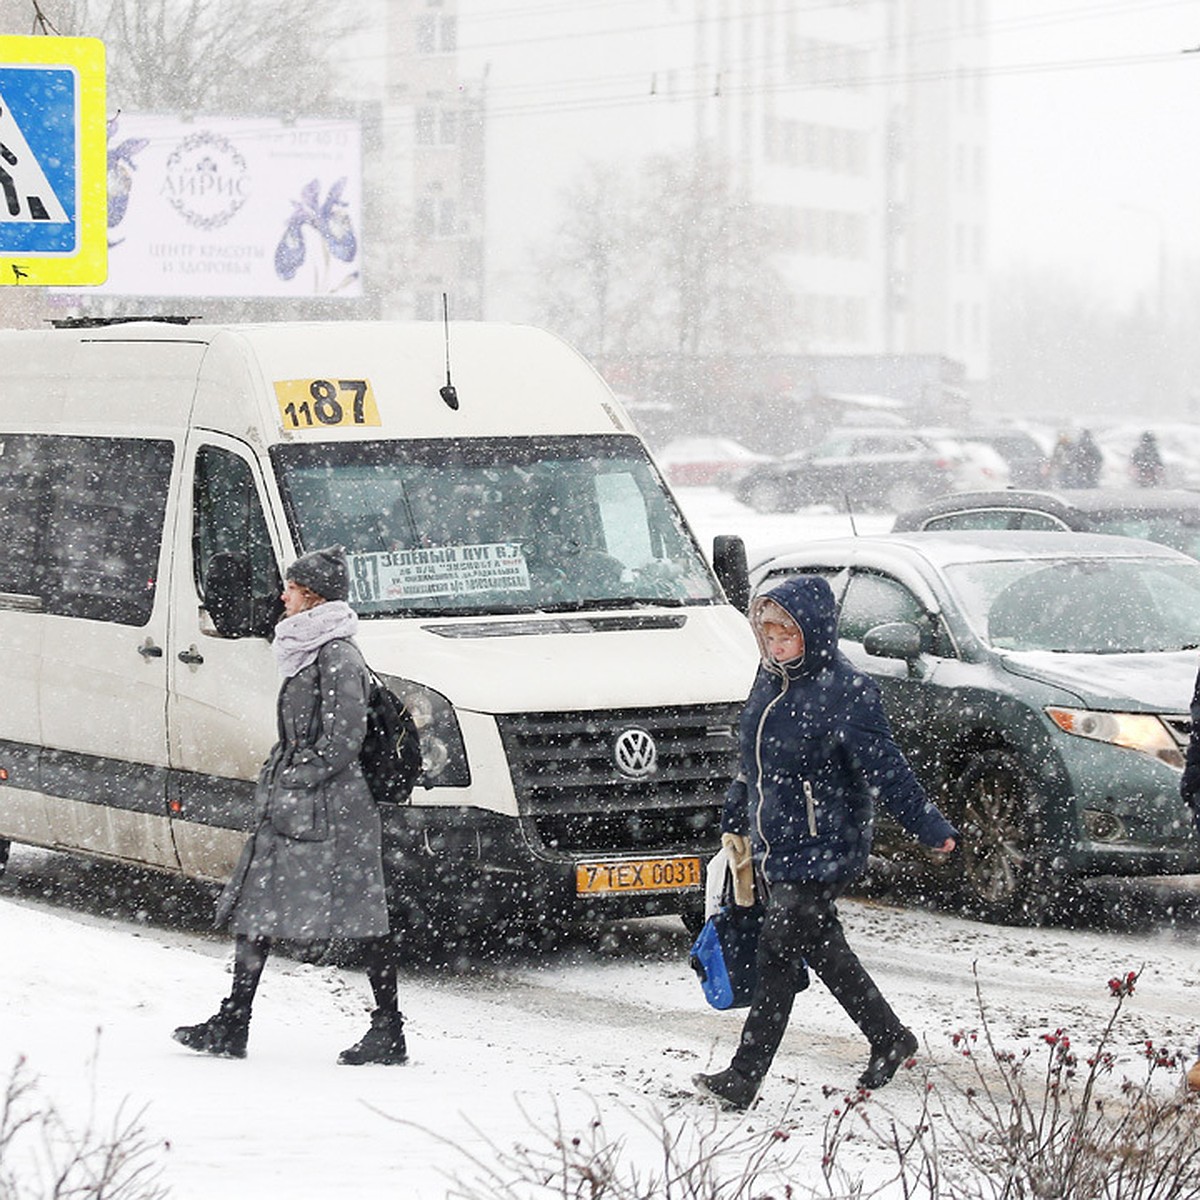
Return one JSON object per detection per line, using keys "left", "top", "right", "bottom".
{"left": 439, "top": 293, "right": 459, "bottom": 411}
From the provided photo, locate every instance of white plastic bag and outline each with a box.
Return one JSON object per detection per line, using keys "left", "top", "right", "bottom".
{"left": 704, "top": 846, "right": 730, "bottom": 919}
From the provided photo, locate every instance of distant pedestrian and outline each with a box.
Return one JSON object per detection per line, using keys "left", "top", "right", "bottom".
{"left": 692, "top": 576, "right": 957, "bottom": 1112}
{"left": 173, "top": 546, "right": 407, "bottom": 1065}
{"left": 1129, "top": 431, "right": 1164, "bottom": 487}
{"left": 1048, "top": 429, "right": 1102, "bottom": 488}
{"left": 1073, "top": 429, "right": 1103, "bottom": 488}
{"left": 1048, "top": 431, "right": 1080, "bottom": 486}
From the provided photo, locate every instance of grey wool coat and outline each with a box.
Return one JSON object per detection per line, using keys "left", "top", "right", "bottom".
{"left": 216, "top": 637, "right": 390, "bottom": 941}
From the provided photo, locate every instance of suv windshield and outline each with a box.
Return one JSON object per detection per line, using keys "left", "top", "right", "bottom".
{"left": 1088, "top": 512, "right": 1200, "bottom": 561}
{"left": 945, "top": 557, "right": 1200, "bottom": 654}
{"left": 271, "top": 434, "right": 720, "bottom": 617}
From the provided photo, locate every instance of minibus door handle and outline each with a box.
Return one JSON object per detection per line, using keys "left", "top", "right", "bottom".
{"left": 137, "top": 639, "right": 163, "bottom": 659}
{"left": 178, "top": 646, "right": 205, "bottom": 666}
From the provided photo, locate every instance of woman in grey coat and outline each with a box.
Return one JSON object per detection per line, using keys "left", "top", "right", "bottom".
{"left": 173, "top": 546, "right": 406, "bottom": 1065}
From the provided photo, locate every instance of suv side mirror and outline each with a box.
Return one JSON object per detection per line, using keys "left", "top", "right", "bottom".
{"left": 712, "top": 534, "right": 749, "bottom": 613}
{"left": 863, "top": 621, "right": 923, "bottom": 661}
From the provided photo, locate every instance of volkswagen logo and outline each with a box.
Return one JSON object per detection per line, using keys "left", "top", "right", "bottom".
{"left": 613, "top": 726, "right": 657, "bottom": 779}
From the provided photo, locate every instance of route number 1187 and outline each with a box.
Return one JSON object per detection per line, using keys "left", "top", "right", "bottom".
{"left": 274, "top": 378, "right": 381, "bottom": 430}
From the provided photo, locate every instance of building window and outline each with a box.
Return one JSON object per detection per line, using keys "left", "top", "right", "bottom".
{"left": 785, "top": 36, "right": 866, "bottom": 91}
{"left": 416, "top": 13, "right": 456, "bottom": 54}
{"left": 416, "top": 190, "right": 459, "bottom": 239}
{"left": 415, "top": 107, "right": 435, "bottom": 145}
{"left": 762, "top": 117, "right": 865, "bottom": 176}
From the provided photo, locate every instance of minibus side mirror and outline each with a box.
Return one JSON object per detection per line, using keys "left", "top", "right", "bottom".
{"left": 712, "top": 534, "right": 750, "bottom": 613}
{"left": 203, "top": 552, "right": 253, "bottom": 639}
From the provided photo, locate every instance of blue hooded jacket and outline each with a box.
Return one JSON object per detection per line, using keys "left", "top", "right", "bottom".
{"left": 722, "top": 574, "right": 957, "bottom": 885}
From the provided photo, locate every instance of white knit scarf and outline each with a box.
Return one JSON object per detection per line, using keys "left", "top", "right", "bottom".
{"left": 272, "top": 600, "right": 359, "bottom": 678}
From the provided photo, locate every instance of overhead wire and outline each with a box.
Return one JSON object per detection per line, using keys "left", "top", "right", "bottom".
{"left": 324, "top": 0, "right": 1199, "bottom": 120}
{"left": 94, "top": 0, "right": 1200, "bottom": 145}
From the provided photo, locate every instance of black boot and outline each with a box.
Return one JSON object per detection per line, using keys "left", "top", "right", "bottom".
{"left": 857, "top": 1027, "right": 918, "bottom": 1090}
{"left": 172, "top": 998, "right": 250, "bottom": 1059}
{"left": 338, "top": 1008, "right": 407, "bottom": 1066}
{"left": 692, "top": 1066, "right": 760, "bottom": 1112}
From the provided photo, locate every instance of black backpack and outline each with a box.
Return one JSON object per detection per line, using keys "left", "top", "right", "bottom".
{"left": 316, "top": 641, "right": 423, "bottom": 804}
{"left": 359, "top": 670, "right": 423, "bottom": 805}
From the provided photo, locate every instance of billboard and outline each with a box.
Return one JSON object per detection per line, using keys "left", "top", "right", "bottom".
{"left": 95, "top": 113, "right": 361, "bottom": 297}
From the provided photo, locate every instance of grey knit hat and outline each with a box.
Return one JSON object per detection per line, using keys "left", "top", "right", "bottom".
{"left": 286, "top": 545, "right": 349, "bottom": 602}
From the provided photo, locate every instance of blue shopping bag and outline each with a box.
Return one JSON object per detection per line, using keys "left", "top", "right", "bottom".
{"left": 689, "top": 901, "right": 766, "bottom": 1010}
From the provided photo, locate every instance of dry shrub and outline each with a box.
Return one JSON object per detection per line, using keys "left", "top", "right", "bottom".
{"left": 401, "top": 967, "right": 1200, "bottom": 1200}
{"left": 0, "top": 1050, "right": 168, "bottom": 1200}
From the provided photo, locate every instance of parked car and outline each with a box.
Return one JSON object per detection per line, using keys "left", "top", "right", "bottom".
{"left": 956, "top": 429, "right": 1050, "bottom": 487}
{"left": 734, "top": 427, "right": 961, "bottom": 513}
{"left": 749, "top": 531, "right": 1200, "bottom": 922}
{"left": 919, "top": 429, "right": 1011, "bottom": 492}
{"left": 655, "top": 436, "right": 771, "bottom": 489}
{"left": 892, "top": 488, "right": 1200, "bottom": 560}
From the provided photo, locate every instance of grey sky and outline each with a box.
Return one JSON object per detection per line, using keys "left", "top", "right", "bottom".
{"left": 988, "top": 0, "right": 1200, "bottom": 310}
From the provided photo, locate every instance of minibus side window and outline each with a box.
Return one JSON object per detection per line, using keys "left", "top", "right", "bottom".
{"left": 192, "top": 446, "right": 281, "bottom": 637}
{"left": 0, "top": 434, "right": 44, "bottom": 601}
{"left": 41, "top": 435, "right": 174, "bottom": 625}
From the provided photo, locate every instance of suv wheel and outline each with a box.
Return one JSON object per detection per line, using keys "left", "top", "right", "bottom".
{"left": 952, "top": 749, "right": 1062, "bottom": 925}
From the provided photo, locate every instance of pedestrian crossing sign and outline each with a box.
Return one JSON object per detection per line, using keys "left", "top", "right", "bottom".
{"left": 0, "top": 36, "right": 106, "bottom": 286}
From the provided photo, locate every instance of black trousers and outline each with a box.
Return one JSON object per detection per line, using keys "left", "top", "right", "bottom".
{"left": 230, "top": 935, "right": 399, "bottom": 1015}
{"left": 731, "top": 880, "right": 905, "bottom": 1083}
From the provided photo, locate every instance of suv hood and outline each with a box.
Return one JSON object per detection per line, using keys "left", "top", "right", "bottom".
{"left": 999, "top": 648, "right": 1197, "bottom": 712}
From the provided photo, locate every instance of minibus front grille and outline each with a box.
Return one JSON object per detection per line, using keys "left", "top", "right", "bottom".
{"left": 496, "top": 704, "right": 739, "bottom": 855}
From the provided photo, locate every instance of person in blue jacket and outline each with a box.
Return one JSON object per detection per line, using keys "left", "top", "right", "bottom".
{"left": 694, "top": 574, "right": 958, "bottom": 1111}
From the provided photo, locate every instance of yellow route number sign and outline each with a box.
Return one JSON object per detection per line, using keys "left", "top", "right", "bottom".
{"left": 275, "top": 378, "right": 381, "bottom": 431}
{"left": 0, "top": 36, "right": 106, "bottom": 286}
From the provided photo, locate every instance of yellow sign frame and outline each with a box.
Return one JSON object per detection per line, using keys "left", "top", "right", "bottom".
{"left": 0, "top": 36, "right": 106, "bottom": 286}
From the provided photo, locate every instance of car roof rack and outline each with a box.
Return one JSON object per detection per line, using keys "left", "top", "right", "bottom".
{"left": 49, "top": 315, "right": 198, "bottom": 329}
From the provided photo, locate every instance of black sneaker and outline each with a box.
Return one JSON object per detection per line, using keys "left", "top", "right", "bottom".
{"left": 338, "top": 1008, "right": 408, "bottom": 1066}
{"left": 172, "top": 998, "right": 250, "bottom": 1059}
{"left": 857, "top": 1027, "right": 918, "bottom": 1090}
{"left": 693, "top": 1066, "right": 759, "bottom": 1112}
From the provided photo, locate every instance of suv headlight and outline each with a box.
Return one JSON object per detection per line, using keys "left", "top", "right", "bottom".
{"left": 1045, "top": 707, "right": 1184, "bottom": 768}
{"left": 381, "top": 676, "right": 471, "bottom": 788}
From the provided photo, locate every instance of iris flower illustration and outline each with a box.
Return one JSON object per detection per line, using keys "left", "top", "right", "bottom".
{"left": 106, "top": 116, "right": 149, "bottom": 245}
{"left": 275, "top": 177, "right": 358, "bottom": 283}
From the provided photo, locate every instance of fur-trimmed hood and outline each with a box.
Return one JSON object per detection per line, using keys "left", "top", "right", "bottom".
{"left": 749, "top": 574, "right": 839, "bottom": 680}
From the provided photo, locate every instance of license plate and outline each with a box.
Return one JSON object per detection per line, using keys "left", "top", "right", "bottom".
{"left": 575, "top": 855, "right": 702, "bottom": 895}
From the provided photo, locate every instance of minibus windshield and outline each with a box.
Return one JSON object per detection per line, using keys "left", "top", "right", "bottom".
{"left": 271, "top": 434, "right": 721, "bottom": 616}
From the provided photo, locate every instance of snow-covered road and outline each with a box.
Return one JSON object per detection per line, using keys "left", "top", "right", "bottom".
{"left": 4, "top": 842, "right": 1200, "bottom": 1199}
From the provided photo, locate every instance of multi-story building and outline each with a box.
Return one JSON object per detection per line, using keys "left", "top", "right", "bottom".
{"left": 451, "top": 0, "right": 988, "bottom": 380}
{"left": 379, "top": 0, "right": 486, "bottom": 321}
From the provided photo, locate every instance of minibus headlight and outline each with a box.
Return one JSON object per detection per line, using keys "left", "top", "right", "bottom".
{"left": 381, "top": 676, "right": 470, "bottom": 788}
{"left": 1045, "top": 707, "right": 1184, "bottom": 768}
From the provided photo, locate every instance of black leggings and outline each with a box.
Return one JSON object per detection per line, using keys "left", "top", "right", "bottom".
{"left": 230, "top": 934, "right": 399, "bottom": 1014}
{"left": 731, "top": 881, "right": 905, "bottom": 1083}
